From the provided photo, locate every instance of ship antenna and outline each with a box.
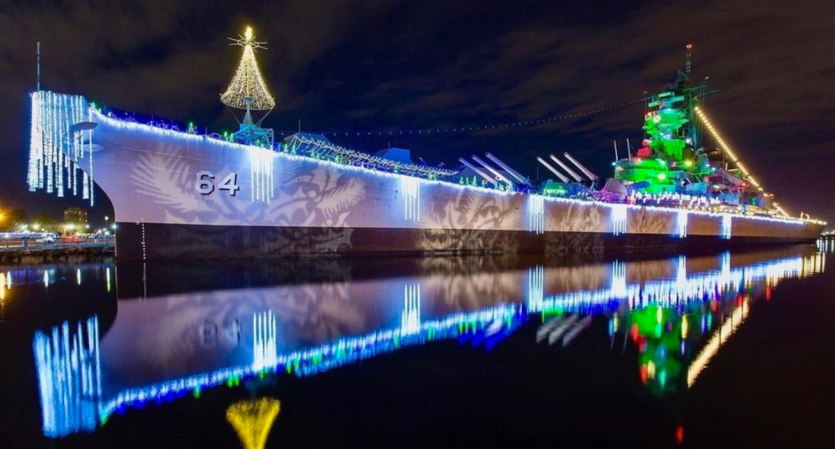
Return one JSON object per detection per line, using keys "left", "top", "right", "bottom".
{"left": 36, "top": 42, "right": 41, "bottom": 91}
{"left": 220, "top": 26, "right": 276, "bottom": 148}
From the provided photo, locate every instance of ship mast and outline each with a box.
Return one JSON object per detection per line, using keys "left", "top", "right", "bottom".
{"left": 221, "top": 26, "right": 276, "bottom": 148}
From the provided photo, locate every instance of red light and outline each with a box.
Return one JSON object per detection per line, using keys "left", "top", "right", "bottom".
{"left": 676, "top": 425, "right": 685, "bottom": 444}
{"left": 686, "top": 44, "right": 693, "bottom": 50}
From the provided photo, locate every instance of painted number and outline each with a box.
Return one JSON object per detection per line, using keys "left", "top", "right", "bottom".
{"left": 196, "top": 171, "right": 239, "bottom": 196}
{"left": 196, "top": 171, "right": 215, "bottom": 195}
{"left": 218, "top": 173, "right": 240, "bottom": 196}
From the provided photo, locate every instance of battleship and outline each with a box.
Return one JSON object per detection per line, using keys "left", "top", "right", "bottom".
{"left": 27, "top": 28, "right": 824, "bottom": 260}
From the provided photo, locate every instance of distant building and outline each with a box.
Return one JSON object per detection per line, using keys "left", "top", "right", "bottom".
{"left": 63, "top": 207, "right": 88, "bottom": 226}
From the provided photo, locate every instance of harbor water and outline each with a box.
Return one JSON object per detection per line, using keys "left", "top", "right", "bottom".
{"left": 1, "top": 242, "right": 834, "bottom": 448}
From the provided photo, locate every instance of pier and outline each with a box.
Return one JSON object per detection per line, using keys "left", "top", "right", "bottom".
{"left": 0, "top": 241, "right": 114, "bottom": 262}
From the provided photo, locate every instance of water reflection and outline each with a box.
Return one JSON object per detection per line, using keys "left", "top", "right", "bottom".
{"left": 20, "top": 246, "right": 827, "bottom": 439}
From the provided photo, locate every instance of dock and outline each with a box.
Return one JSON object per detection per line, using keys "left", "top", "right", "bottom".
{"left": 0, "top": 241, "right": 114, "bottom": 262}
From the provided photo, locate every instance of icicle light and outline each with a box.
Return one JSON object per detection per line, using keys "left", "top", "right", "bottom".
{"left": 611, "top": 204, "right": 628, "bottom": 236}
{"left": 401, "top": 284, "right": 421, "bottom": 336}
{"left": 721, "top": 215, "right": 732, "bottom": 240}
{"left": 610, "top": 261, "right": 627, "bottom": 298}
{"left": 253, "top": 310, "right": 277, "bottom": 371}
{"left": 527, "top": 265, "right": 544, "bottom": 310}
{"left": 32, "top": 315, "right": 102, "bottom": 438}
{"left": 677, "top": 210, "right": 688, "bottom": 238}
{"left": 249, "top": 147, "right": 274, "bottom": 203}
{"left": 402, "top": 176, "right": 420, "bottom": 221}
{"left": 529, "top": 195, "right": 545, "bottom": 234}
{"left": 29, "top": 92, "right": 95, "bottom": 205}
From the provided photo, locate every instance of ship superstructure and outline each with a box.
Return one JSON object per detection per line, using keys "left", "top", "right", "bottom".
{"left": 26, "top": 29, "right": 824, "bottom": 260}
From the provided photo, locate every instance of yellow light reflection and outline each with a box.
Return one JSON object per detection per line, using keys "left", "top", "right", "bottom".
{"left": 226, "top": 398, "right": 280, "bottom": 449}
{"left": 686, "top": 300, "right": 749, "bottom": 387}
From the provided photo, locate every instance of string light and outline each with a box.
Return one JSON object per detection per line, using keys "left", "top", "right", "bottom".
{"left": 401, "top": 176, "right": 421, "bottom": 221}
{"left": 528, "top": 195, "right": 545, "bottom": 234}
{"left": 220, "top": 27, "right": 275, "bottom": 111}
{"left": 253, "top": 311, "right": 277, "bottom": 371}
{"left": 401, "top": 284, "right": 421, "bottom": 335}
{"left": 33, "top": 316, "right": 102, "bottom": 437}
{"left": 29, "top": 92, "right": 95, "bottom": 205}
{"left": 694, "top": 106, "right": 764, "bottom": 191}
{"left": 249, "top": 147, "right": 274, "bottom": 203}
{"left": 677, "top": 210, "right": 688, "bottom": 238}
{"left": 611, "top": 204, "right": 628, "bottom": 235}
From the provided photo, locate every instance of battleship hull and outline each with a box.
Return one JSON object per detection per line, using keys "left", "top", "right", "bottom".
{"left": 37, "top": 94, "right": 823, "bottom": 261}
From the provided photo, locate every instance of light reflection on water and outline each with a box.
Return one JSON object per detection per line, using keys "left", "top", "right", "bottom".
{"left": 11, "top": 245, "right": 830, "bottom": 439}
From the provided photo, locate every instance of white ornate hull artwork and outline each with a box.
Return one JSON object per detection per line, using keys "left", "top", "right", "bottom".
{"left": 27, "top": 91, "right": 823, "bottom": 260}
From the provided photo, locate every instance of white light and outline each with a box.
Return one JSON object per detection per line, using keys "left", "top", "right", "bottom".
{"left": 29, "top": 92, "right": 94, "bottom": 206}
{"left": 611, "top": 204, "right": 628, "bottom": 235}
{"left": 252, "top": 310, "right": 278, "bottom": 371}
{"left": 401, "top": 284, "right": 421, "bottom": 336}
{"left": 528, "top": 265, "right": 545, "bottom": 310}
{"left": 249, "top": 147, "right": 274, "bottom": 203}
{"left": 677, "top": 210, "right": 688, "bottom": 238}
{"left": 721, "top": 215, "right": 732, "bottom": 239}
{"left": 32, "top": 316, "right": 102, "bottom": 437}
{"left": 528, "top": 195, "right": 545, "bottom": 234}
{"left": 401, "top": 176, "right": 420, "bottom": 222}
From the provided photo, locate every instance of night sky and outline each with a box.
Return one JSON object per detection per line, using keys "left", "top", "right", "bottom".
{"left": 1, "top": 0, "right": 833, "bottom": 225}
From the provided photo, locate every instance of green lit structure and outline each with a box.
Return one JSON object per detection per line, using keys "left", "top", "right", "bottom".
{"left": 613, "top": 45, "right": 721, "bottom": 196}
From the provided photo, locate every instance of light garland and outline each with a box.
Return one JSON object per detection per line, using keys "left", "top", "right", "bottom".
{"left": 694, "top": 106, "right": 763, "bottom": 192}
{"left": 677, "top": 210, "right": 688, "bottom": 238}
{"left": 528, "top": 195, "right": 545, "bottom": 234}
{"left": 611, "top": 204, "right": 628, "bottom": 235}
{"left": 721, "top": 215, "right": 732, "bottom": 239}
{"left": 33, "top": 315, "right": 102, "bottom": 438}
{"left": 401, "top": 284, "right": 421, "bottom": 335}
{"left": 401, "top": 176, "right": 420, "bottom": 221}
{"left": 249, "top": 146, "right": 274, "bottom": 203}
{"left": 253, "top": 310, "right": 277, "bottom": 372}
{"left": 28, "top": 92, "right": 95, "bottom": 205}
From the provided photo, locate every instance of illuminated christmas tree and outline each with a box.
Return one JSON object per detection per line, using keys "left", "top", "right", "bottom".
{"left": 221, "top": 26, "right": 276, "bottom": 148}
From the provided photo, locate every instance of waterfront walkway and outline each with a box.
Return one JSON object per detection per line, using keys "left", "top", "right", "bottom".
{"left": 0, "top": 241, "right": 114, "bottom": 261}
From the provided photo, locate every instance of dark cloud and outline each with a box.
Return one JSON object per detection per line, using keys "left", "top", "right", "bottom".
{"left": 1, "top": 0, "right": 833, "bottom": 223}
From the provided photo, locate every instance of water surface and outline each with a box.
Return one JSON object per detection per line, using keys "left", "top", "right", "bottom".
{"left": 1, "top": 243, "right": 833, "bottom": 448}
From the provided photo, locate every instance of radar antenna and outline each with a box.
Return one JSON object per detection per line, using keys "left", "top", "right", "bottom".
{"left": 221, "top": 26, "right": 275, "bottom": 148}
